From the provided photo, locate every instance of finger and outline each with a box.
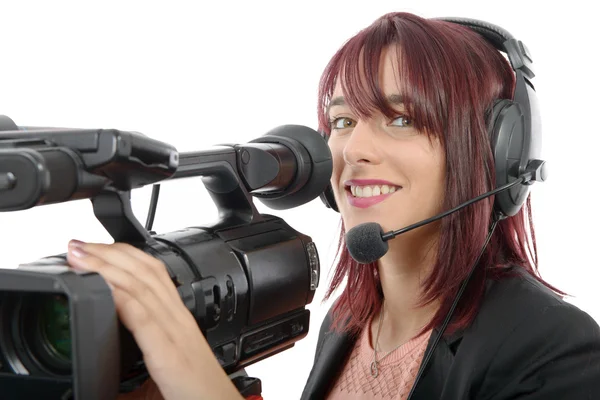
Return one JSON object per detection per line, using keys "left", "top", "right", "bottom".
{"left": 109, "top": 286, "right": 186, "bottom": 374}
{"left": 76, "top": 241, "right": 176, "bottom": 290}
{"left": 66, "top": 250, "right": 195, "bottom": 343}
{"left": 73, "top": 242, "right": 196, "bottom": 330}
{"left": 69, "top": 241, "right": 180, "bottom": 304}
{"left": 69, "top": 240, "right": 177, "bottom": 298}
{"left": 110, "top": 286, "right": 205, "bottom": 397}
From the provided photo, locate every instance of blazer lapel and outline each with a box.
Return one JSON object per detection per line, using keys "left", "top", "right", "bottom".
{"left": 300, "top": 325, "right": 357, "bottom": 400}
{"left": 410, "top": 327, "right": 464, "bottom": 399}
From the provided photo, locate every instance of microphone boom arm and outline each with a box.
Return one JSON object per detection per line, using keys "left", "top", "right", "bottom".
{"left": 382, "top": 159, "right": 547, "bottom": 241}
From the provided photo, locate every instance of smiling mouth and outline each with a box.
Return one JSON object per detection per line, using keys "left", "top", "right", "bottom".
{"left": 347, "top": 184, "right": 402, "bottom": 198}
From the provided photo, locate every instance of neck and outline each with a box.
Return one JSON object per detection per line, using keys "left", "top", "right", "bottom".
{"left": 372, "top": 228, "right": 441, "bottom": 350}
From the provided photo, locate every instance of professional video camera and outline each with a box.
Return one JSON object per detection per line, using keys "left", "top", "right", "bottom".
{"left": 0, "top": 115, "right": 332, "bottom": 399}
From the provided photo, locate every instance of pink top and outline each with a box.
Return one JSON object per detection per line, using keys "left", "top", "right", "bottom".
{"left": 326, "top": 317, "right": 432, "bottom": 400}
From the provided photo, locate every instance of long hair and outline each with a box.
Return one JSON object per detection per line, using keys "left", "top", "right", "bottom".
{"left": 317, "top": 12, "right": 564, "bottom": 337}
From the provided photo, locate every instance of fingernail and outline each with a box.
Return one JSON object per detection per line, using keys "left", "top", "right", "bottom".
{"left": 69, "top": 239, "right": 84, "bottom": 249}
{"left": 69, "top": 246, "right": 88, "bottom": 260}
{"left": 68, "top": 248, "right": 89, "bottom": 271}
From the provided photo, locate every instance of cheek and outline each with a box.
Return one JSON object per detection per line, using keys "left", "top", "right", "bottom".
{"left": 329, "top": 144, "right": 345, "bottom": 183}
{"left": 330, "top": 162, "right": 345, "bottom": 200}
{"left": 420, "top": 156, "right": 446, "bottom": 208}
{"left": 394, "top": 147, "right": 445, "bottom": 202}
{"left": 332, "top": 159, "right": 343, "bottom": 180}
{"left": 329, "top": 147, "right": 348, "bottom": 204}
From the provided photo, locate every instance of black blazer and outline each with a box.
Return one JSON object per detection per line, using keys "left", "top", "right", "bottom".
{"left": 301, "top": 267, "right": 600, "bottom": 399}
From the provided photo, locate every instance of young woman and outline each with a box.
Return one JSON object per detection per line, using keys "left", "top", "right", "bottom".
{"left": 66, "top": 11, "right": 600, "bottom": 400}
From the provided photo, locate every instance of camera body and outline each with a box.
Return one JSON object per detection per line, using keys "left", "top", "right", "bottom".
{"left": 0, "top": 115, "right": 331, "bottom": 399}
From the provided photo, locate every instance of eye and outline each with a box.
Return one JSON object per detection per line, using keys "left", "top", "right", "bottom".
{"left": 330, "top": 117, "right": 357, "bottom": 130}
{"left": 390, "top": 115, "right": 413, "bottom": 128}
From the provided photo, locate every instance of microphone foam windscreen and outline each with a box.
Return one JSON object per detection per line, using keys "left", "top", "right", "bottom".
{"left": 345, "top": 222, "right": 389, "bottom": 264}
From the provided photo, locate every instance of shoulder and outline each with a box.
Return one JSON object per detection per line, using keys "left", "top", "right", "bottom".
{"left": 473, "top": 266, "right": 599, "bottom": 342}
{"left": 463, "top": 267, "right": 600, "bottom": 398}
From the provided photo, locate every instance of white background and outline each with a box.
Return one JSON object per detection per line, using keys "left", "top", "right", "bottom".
{"left": 0, "top": 1, "right": 598, "bottom": 399}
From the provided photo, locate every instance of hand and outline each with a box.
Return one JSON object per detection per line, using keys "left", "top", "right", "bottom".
{"left": 66, "top": 240, "right": 243, "bottom": 400}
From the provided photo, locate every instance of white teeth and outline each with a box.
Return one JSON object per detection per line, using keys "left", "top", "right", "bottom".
{"left": 349, "top": 184, "right": 400, "bottom": 197}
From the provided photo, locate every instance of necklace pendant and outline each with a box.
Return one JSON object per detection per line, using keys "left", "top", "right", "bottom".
{"left": 370, "top": 360, "right": 379, "bottom": 378}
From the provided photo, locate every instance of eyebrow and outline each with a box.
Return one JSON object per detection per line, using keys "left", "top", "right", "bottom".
{"left": 326, "top": 94, "right": 404, "bottom": 115}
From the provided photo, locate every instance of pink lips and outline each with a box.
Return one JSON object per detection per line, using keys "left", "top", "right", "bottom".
{"left": 344, "top": 179, "right": 401, "bottom": 209}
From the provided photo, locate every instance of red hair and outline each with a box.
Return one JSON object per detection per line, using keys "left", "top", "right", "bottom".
{"left": 317, "top": 12, "right": 565, "bottom": 337}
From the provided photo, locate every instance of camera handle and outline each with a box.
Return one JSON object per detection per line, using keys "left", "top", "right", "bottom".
{"left": 90, "top": 152, "right": 265, "bottom": 245}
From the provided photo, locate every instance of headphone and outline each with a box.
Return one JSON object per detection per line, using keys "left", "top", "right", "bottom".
{"left": 319, "top": 16, "right": 542, "bottom": 219}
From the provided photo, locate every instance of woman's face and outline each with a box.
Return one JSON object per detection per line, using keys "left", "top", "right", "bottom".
{"left": 327, "top": 48, "right": 447, "bottom": 240}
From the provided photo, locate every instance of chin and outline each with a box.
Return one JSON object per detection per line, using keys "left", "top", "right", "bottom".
{"left": 342, "top": 215, "right": 389, "bottom": 233}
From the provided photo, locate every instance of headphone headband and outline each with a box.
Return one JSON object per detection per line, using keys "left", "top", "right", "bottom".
{"left": 432, "top": 17, "right": 535, "bottom": 79}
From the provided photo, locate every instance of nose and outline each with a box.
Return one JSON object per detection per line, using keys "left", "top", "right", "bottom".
{"left": 342, "top": 121, "right": 382, "bottom": 167}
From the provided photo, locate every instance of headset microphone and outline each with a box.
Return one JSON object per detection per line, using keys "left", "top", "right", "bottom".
{"left": 345, "top": 159, "right": 546, "bottom": 264}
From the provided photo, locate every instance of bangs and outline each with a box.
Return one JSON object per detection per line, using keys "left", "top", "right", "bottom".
{"left": 318, "top": 16, "right": 448, "bottom": 142}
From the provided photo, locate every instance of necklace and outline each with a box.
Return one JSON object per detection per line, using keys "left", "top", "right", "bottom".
{"left": 370, "top": 301, "right": 408, "bottom": 378}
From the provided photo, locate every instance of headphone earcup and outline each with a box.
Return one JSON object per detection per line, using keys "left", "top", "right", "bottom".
{"left": 320, "top": 184, "right": 339, "bottom": 212}
{"left": 488, "top": 99, "right": 531, "bottom": 217}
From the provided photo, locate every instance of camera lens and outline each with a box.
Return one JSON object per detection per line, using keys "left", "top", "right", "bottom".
{"left": 24, "top": 293, "right": 73, "bottom": 375}
{"left": 38, "top": 294, "right": 71, "bottom": 362}
{"left": 0, "top": 292, "right": 72, "bottom": 376}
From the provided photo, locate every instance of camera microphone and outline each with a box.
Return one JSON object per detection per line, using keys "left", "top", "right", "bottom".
{"left": 345, "top": 160, "right": 548, "bottom": 264}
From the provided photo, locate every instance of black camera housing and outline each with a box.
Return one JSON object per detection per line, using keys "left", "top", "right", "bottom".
{"left": 0, "top": 115, "right": 329, "bottom": 399}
